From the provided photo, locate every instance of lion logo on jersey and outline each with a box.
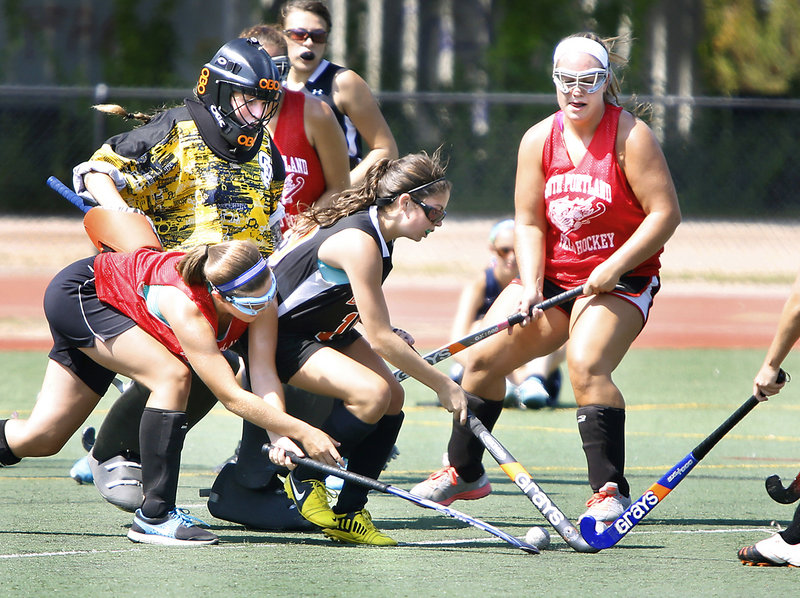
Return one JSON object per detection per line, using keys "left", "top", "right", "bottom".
{"left": 548, "top": 196, "right": 607, "bottom": 234}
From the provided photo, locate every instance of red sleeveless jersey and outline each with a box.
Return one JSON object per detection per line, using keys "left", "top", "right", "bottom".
{"left": 542, "top": 105, "right": 661, "bottom": 286}
{"left": 93, "top": 249, "right": 247, "bottom": 360}
{"left": 273, "top": 89, "right": 326, "bottom": 232}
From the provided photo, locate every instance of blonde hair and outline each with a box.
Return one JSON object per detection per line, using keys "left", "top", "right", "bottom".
{"left": 294, "top": 149, "right": 450, "bottom": 234}
{"left": 177, "top": 240, "right": 269, "bottom": 296}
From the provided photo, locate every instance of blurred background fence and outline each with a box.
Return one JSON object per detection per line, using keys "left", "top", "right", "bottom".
{"left": 2, "top": 84, "right": 800, "bottom": 221}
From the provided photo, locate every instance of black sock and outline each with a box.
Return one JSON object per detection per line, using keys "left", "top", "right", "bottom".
{"left": 780, "top": 502, "right": 800, "bottom": 545}
{"left": 335, "top": 412, "right": 404, "bottom": 514}
{"left": 448, "top": 392, "right": 504, "bottom": 483}
{"left": 293, "top": 401, "right": 375, "bottom": 481}
{"left": 92, "top": 382, "right": 150, "bottom": 461}
{"left": 0, "top": 419, "right": 21, "bottom": 466}
{"left": 577, "top": 405, "right": 629, "bottom": 497}
{"left": 234, "top": 420, "right": 278, "bottom": 489}
{"left": 139, "top": 408, "right": 188, "bottom": 519}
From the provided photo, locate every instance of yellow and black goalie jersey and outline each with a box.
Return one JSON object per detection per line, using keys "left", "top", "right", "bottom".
{"left": 89, "top": 99, "right": 284, "bottom": 256}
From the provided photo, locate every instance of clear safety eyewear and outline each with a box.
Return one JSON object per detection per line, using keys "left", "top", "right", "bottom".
{"left": 552, "top": 67, "right": 608, "bottom": 94}
{"left": 214, "top": 270, "right": 278, "bottom": 316}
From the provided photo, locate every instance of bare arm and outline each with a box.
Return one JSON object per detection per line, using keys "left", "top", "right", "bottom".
{"left": 585, "top": 112, "right": 681, "bottom": 294}
{"left": 332, "top": 70, "right": 398, "bottom": 185}
{"left": 319, "top": 229, "right": 467, "bottom": 424}
{"left": 160, "top": 288, "right": 341, "bottom": 465}
{"left": 513, "top": 120, "right": 551, "bottom": 315}
{"left": 754, "top": 271, "right": 800, "bottom": 399}
{"left": 83, "top": 171, "right": 130, "bottom": 209}
{"left": 304, "top": 98, "right": 350, "bottom": 209}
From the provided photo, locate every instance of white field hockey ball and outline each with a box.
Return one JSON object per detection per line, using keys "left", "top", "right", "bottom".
{"left": 524, "top": 525, "right": 550, "bottom": 550}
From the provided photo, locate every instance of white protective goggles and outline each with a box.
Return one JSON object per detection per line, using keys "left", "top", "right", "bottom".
{"left": 211, "top": 259, "right": 278, "bottom": 316}
{"left": 552, "top": 67, "right": 608, "bottom": 95}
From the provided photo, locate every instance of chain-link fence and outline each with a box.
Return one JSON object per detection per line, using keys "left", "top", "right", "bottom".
{"left": 2, "top": 85, "right": 799, "bottom": 285}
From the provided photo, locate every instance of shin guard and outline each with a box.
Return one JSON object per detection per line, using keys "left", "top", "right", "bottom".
{"left": 139, "top": 408, "right": 188, "bottom": 519}
{"left": 577, "top": 405, "right": 629, "bottom": 496}
{"left": 448, "top": 393, "right": 504, "bottom": 483}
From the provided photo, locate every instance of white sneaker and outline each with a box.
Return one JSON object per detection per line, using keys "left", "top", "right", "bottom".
{"left": 410, "top": 466, "right": 491, "bottom": 506}
{"left": 578, "top": 482, "right": 631, "bottom": 530}
{"left": 738, "top": 533, "right": 800, "bottom": 567}
{"left": 517, "top": 376, "right": 549, "bottom": 409}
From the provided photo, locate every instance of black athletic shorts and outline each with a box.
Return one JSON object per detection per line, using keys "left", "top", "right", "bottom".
{"left": 274, "top": 328, "right": 361, "bottom": 383}
{"left": 543, "top": 274, "right": 660, "bottom": 320}
{"left": 44, "top": 256, "right": 136, "bottom": 396}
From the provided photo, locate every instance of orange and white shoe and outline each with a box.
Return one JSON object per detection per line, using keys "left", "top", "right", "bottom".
{"left": 410, "top": 465, "right": 491, "bottom": 506}
{"left": 738, "top": 533, "right": 800, "bottom": 567}
{"left": 578, "top": 482, "right": 631, "bottom": 531}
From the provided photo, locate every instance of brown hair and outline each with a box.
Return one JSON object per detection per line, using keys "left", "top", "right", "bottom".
{"left": 177, "top": 240, "right": 268, "bottom": 296}
{"left": 92, "top": 104, "right": 155, "bottom": 124}
{"left": 558, "top": 32, "right": 628, "bottom": 106}
{"left": 295, "top": 149, "right": 450, "bottom": 234}
{"left": 279, "top": 0, "right": 332, "bottom": 31}
{"left": 240, "top": 24, "right": 287, "bottom": 54}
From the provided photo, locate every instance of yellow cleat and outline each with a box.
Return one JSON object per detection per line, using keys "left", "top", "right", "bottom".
{"left": 323, "top": 509, "right": 397, "bottom": 546}
{"left": 283, "top": 472, "right": 337, "bottom": 528}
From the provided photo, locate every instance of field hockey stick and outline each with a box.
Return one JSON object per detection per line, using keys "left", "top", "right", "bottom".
{"left": 392, "top": 285, "right": 587, "bottom": 382}
{"left": 579, "top": 369, "right": 788, "bottom": 550}
{"left": 261, "top": 444, "right": 538, "bottom": 554}
{"left": 46, "top": 175, "right": 97, "bottom": 213}
{"left": 765, "top": 471, "right": 800, "bottom": 504}
{"left": 467, "top": 413, "right": 598, "bottom": 553}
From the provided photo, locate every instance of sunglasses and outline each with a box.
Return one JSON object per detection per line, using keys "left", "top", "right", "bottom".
{"left": 494, "top": 246, "right": 515, "bottom": 257}
{"left": 284, "top": 28, "right": 329, "bottom": 44}
{"left": 213, "top": 270, "right": 278, "bottom": 317}
{"left": 410, "top": 196, "right": 446, "bottom": 225}
{"left": 552, "top": 67, "right": 608, "bottom": 94}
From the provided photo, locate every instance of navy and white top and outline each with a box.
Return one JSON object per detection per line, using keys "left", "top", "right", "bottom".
{"left": 268, "top": 206, "right": 393, "bottom": 342}
{"left": 305, "top": 59, "right": 363, "bottom": 168}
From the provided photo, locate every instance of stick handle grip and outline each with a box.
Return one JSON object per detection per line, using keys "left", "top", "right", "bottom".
{"left": 46, "top": 176, "right": 95, "bottom": 214}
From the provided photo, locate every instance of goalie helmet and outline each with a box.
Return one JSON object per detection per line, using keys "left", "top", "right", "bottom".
{"left": 196, "top": 37, "right": 282, "bottom": 150}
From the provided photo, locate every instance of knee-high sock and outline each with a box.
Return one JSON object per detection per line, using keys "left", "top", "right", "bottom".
{"left": 292, "top": 400, "right": 375, "bottom": 481}
{"left": 577, "top": 405, "right": 629, "bottom": 497}
{"left": 335, "top": 412, "right": 404, "bottom": 514}
{"left": 139, "top": 408, "right": 188, "bottom": 519}
{"left": 0, "top": 419, "right": 21, "bottom": 466}
{"left": 92, "top": 377, "right": 219, "bottom": 462}
{"left": 781, "top": 502, "right": 800, "bottom": 545}
{"left": 447, "top": 392, "right": 504, "bottom": 483}
{"left": 234, "top": 420, "right": 276, "bottom": 489}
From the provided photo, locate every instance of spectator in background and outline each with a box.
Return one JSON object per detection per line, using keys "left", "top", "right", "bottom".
{"left": 278, "top": 0, "right": 399, "bottom": 184}
{"left": 448, "top": 218, "right": 565, "bottom": 410}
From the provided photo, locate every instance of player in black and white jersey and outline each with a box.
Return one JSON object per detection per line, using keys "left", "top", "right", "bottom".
{"left": 279, "top": 0, "right": 398, "bottom": 184}
{"left": 265, "top": 150, "right": 467, "bottom": 546}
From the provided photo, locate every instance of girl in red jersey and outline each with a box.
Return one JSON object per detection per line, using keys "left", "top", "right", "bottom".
{"left": 0, "top": 240, "right": 340, "bottom": 546}
{"left": 412, "top": 33, "right": 681, "bottom": 528}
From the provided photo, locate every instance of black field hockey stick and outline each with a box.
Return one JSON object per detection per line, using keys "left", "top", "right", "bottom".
{"left": 467, "top": 413, "right": 598, "bottom": 553}
{"left": 579, "top": 369, "right": 788, "bottom": 550}
{"left": 261, "top": 444, "right": 539, "bottom": 554}
{"left": 765, "top": 471, "right": 800, "bottom": 504}
{"left": 46, "top": 175, "right": 97, "bottom": 214}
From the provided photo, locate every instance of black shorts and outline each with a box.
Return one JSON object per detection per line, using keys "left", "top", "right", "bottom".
{"left": 274, "top": 328, "right": 361, "bottom": 383}
{"left": 543, "top": 275, "right": 660, "bottom": 319}
{"left": 44, "top": 256, "right": 136, "bottom": 396}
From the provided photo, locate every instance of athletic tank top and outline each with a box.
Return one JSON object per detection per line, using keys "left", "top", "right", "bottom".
{"left": 94, "top": 249, "right": 247, "bottom": 359}
{"left": 476, "top": 267, "right": 503, "bottom": 318}
{"left": 305, "top": 59, "right": 363, "bottom": 168}
{"left": 268, "top": 207, "right": 392, "bottom": 342}
{"left": 542, "top": 104, "right": 661, "bottom": 286}
{"left": 273, "top": 89, "right": 326, "bottom": 232}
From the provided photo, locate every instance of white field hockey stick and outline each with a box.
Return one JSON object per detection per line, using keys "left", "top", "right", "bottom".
{"left": 261, "top": 444, "right": 539, "bottom": 555}
{"left": 579, "top": 369, "right": 787, "bottom": 550}
{"left": 393, "top": 284, "right": 593, "bottom": 382}
{"left": 467, "top": 413, "right": 598, "bottom": 553}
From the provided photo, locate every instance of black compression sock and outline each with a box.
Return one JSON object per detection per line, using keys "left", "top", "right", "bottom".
{"left": 447, "top": 392, "right": 504, "bottom": 483}
{"left": 293, "top": 401, "right": 376, "bottom": 481}
{"left": 91, "top": 382, "right": 150, "bottom": 461}
{"left": 577, "top": 405, "right": 629, "bottom": 496}
{"left": 335, "top": 412, "right": 404, "bottom": 514}
{"left": 0, "top": 419, "right": 21, "bottom": 466}
{"left": 139, "top": 408, "right": 188, "bottom": 519}
{"left": 780, "top": 502, "right": 800, "bottom": 545}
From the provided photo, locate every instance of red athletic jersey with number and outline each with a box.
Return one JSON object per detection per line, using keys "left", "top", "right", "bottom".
{"left": 542, "top": 105, "right": 661, "bottom": 286}
{"left": 94, "top": 249, "right": 247, "bottom": 359}
{"left": 273, "top": 89, "right": 326, "bottom": 232}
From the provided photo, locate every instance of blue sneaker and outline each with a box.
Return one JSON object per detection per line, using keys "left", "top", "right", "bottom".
{"left": 69, "top": 455, "right": 93, "bottom": 484}
{"left": 127, "top": 508, "right": 218, "bottom": 546}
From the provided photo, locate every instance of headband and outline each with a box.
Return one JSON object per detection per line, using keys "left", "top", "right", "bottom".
{"left": 553, "top": 37, "right": 609, "bottom": 69}
{"left": 376, "top": 176, "right": 447, "bottom": 205}
{"left": 215, "top": 257, "right": 269, "bottom": 293}
{"left": 488, "top": 219, "right": 514, "bottom": 244}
